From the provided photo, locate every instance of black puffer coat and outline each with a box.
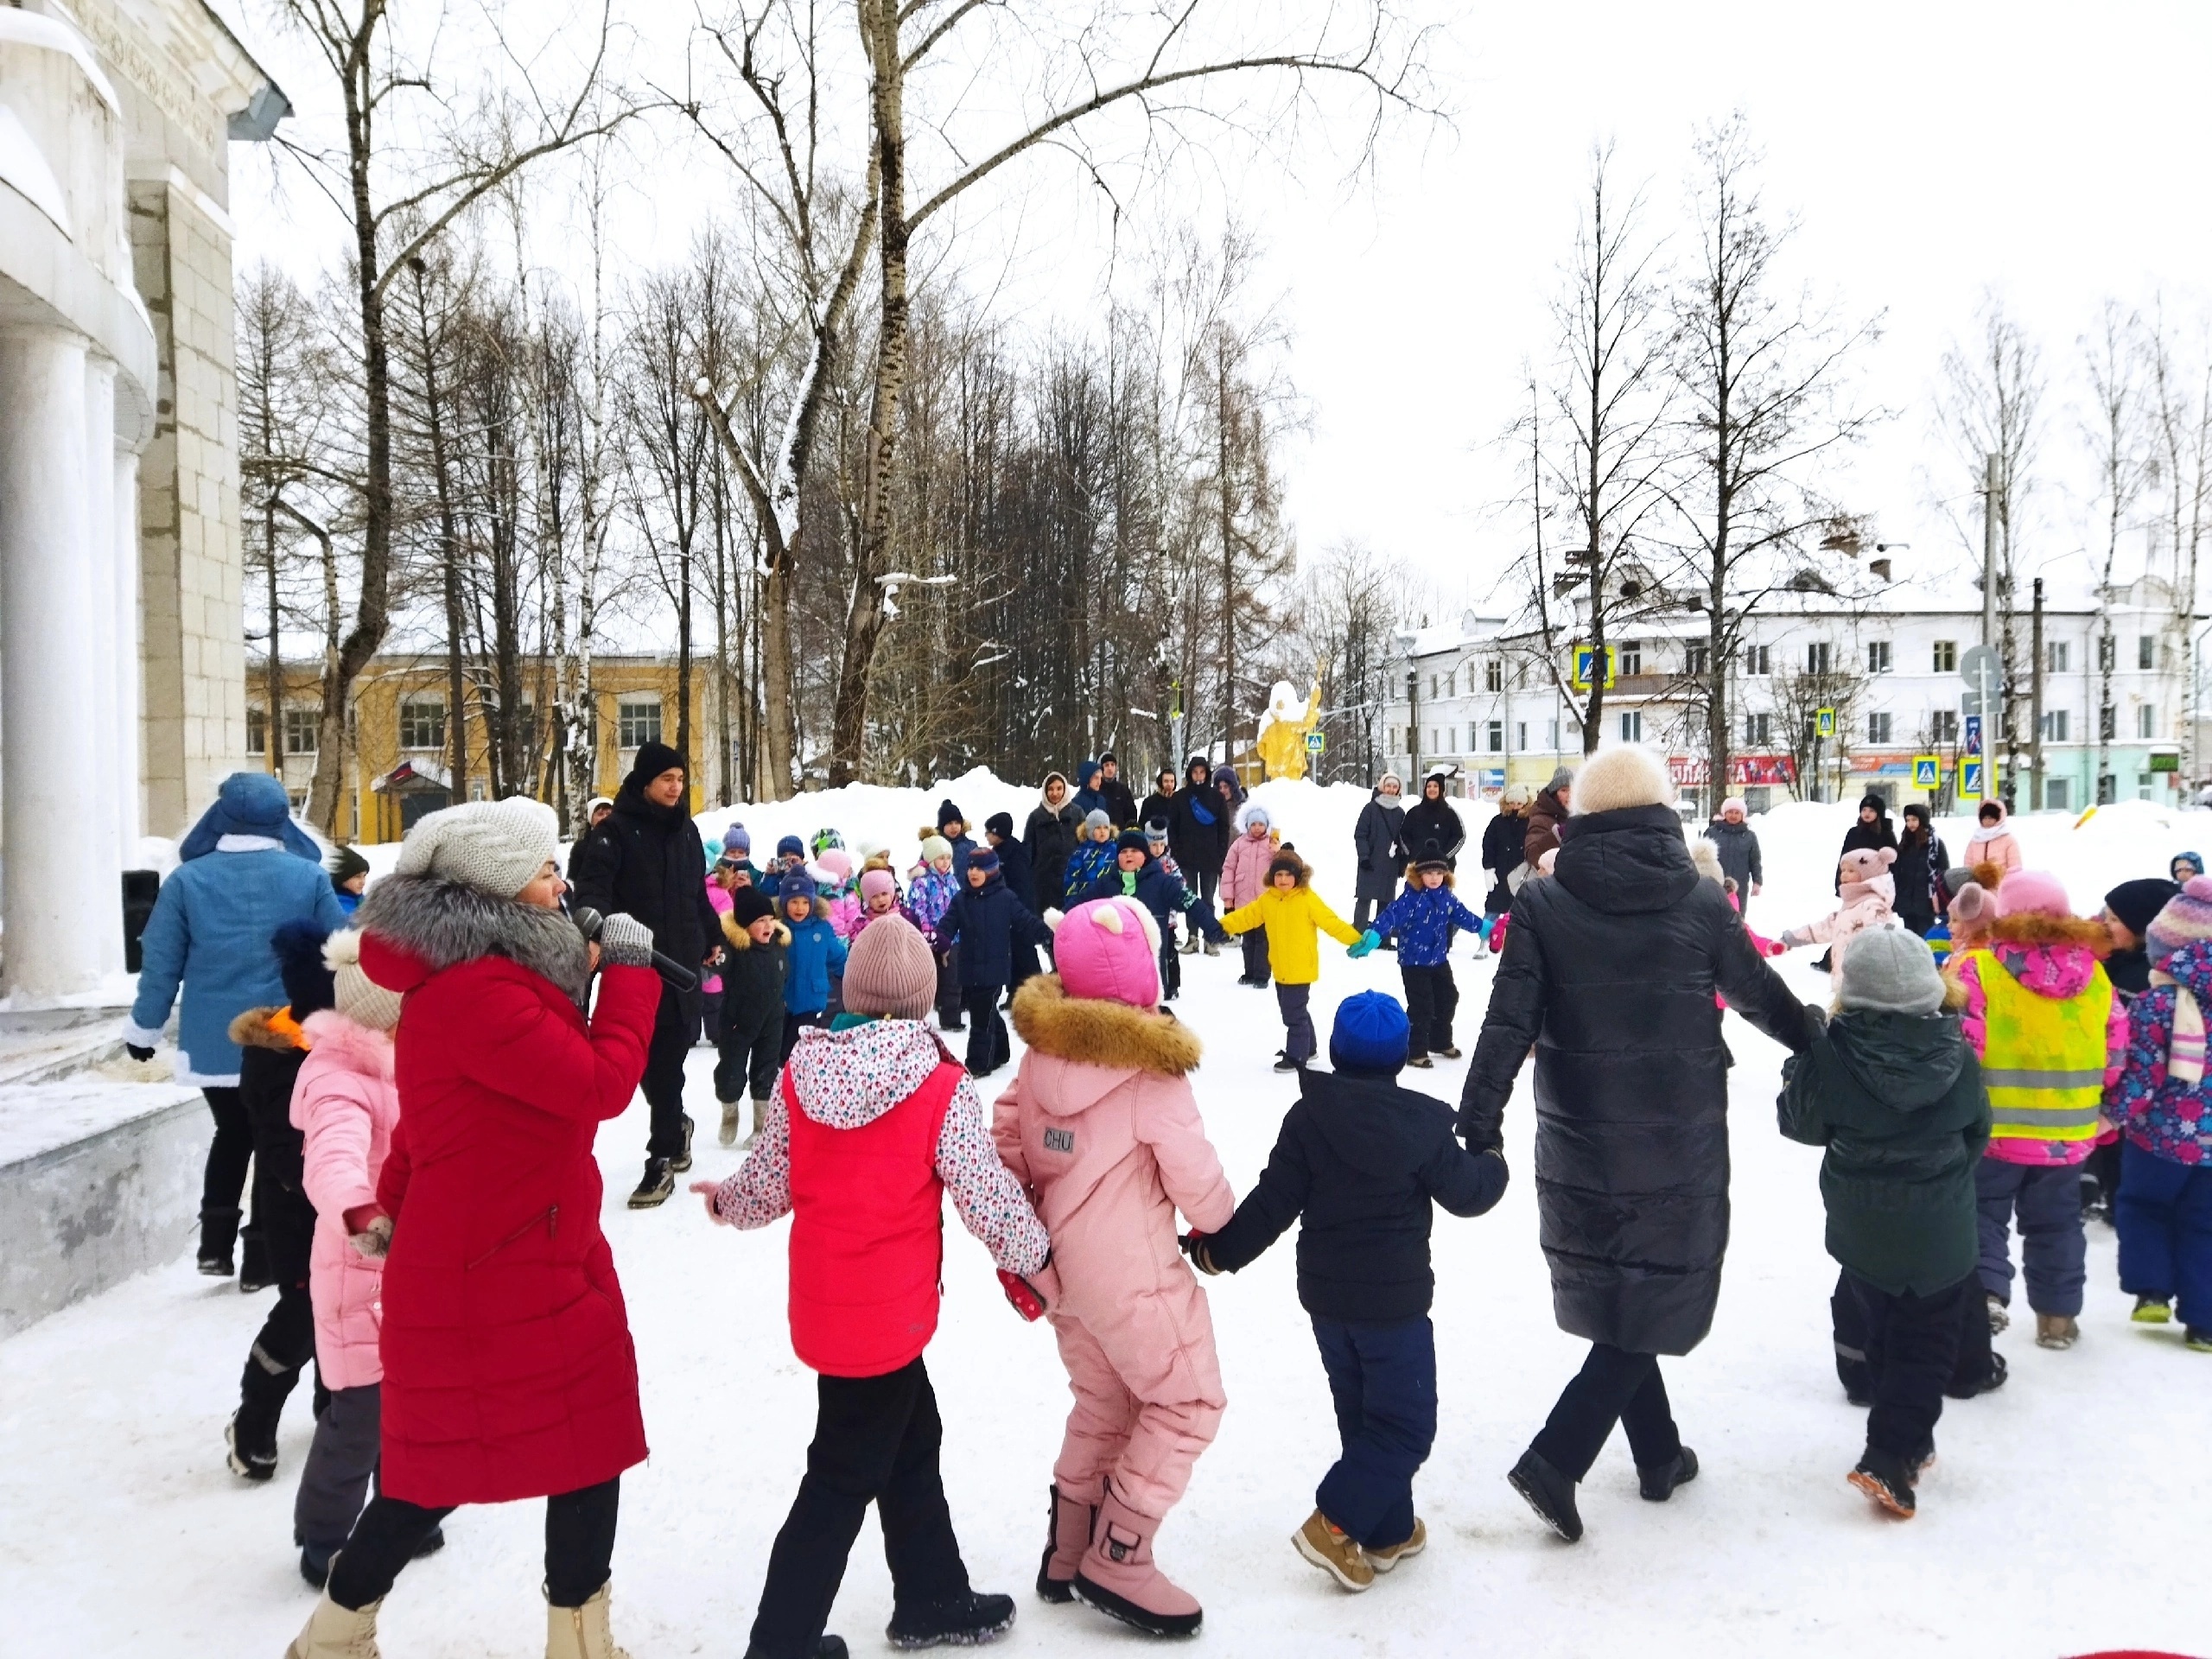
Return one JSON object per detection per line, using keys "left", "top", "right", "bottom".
{"left": 1837, "top": 794, "right": 1897, "bottom": 893}
{"left": 1023, "top": 775, "right": 1083, "bottom": 907}
{"left": 1459, "top": 804, "right": 1808, "bottom": 1356}
{"left": 1353, "top": 791, "right": 1408, "bottom": 902}
{"left": 1478, "top": 809, "right": 1524, "bottom": 910}
{"left": 570, "top": 783, "right": 720, "bottom": 972}
{"left": 1399, "top": 790, "right": 1466, "bottom": 869}
{"left": 1169, "top": 756, "right": 1230, "bottom": 878}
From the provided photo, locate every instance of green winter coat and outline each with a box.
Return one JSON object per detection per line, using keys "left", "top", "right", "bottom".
{"left": 1777, "top": 1007, "right": 1992, "bottom": 1297}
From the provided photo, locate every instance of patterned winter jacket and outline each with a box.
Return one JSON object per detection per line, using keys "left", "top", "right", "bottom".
{"left": 2105, "top": 938, "right": 2212, "bottom": 1166}
{"left": 1950, "top": 916, "right": 2128, "bottom": 1167}
{"left": 904, "top": 867, "right": 960, "bottom": 946}
{"left": 1063, "top": 838, "right": 1120, "bottom": 902}
{"left": 1370, "top": 880, "right": 1485, "bottom": 969}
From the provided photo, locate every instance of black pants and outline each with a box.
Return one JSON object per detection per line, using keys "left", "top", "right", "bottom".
{"left": 962, "top": 985, "right": 1009, "bottom": 1076}
{"left": 1529, "top": 1343, "right": 1681, "bottom": 1481}
{"left": 780, "top": 1010, "right": 824, "bottom": 1065}
{"left": 748, "top": 1357, "right": 970, "bottom": 1659}
{"left": 238, "top": 1267, "right": 317, "bottom": 1433}
{"left": 1833, "top": 1268, "right": 1993, "bottom": 1400}
{"left": 296, "top": 1383, "right": 380, "bottom": 1550}
{"left": 715, "top": 997, "right": 785, "bottom": 1103}
{"left": 642, "top": 985, "right": 701, "bottom": 1160}
{"left": 330, "top": 1475, "right": 619, "bottom": 1611}
{"left": 1400, "top": 963, "right": 1458, "bottom": 1054}
{"left": 1353, "top": 894, "right": 1378, "bottom": 932}
{"left": 1841, "top": 1272, "right": 1968, "bottom": 1459}
{"left": 1277, "top": 983, "right": 1317, "bottom": 1065}
{"left": 1160, "top": 934, "right": 1184, "bottom": 1000}
{"left": 1239, "top": 928, "right": 1270, "bottom": 987}
{"left": 935, "top": 947, "right": 963, "bottom": 1027}
{"left": 200, "top": 1086, "right": 251, "bottom": 1223}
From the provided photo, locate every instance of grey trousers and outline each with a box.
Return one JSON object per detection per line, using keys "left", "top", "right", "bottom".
{"left": 296, "top": 1382, "right": 380, "bottom": 1550}
{"left": 1976, "top": 1160, "right": 2088, "bottom": 1317}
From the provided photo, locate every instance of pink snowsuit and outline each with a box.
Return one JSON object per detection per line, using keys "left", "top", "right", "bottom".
{"left": 291, "top": 1008, "right": 400, "bottom": 1389}
{"left": 994, "top": 903, "right": 1234, "bottom": 1524}
{"left": 1219, "top": 821, "right": 1278, "bottom": 913}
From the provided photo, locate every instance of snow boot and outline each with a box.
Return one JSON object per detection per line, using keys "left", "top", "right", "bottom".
{"left": 1201, "top": 938, "right": 1219, "bottom": 957}
{"left": 1437, "top": 1045, "right": 1463, "bottom": 1060}
{"left": 226, "top": 1407, "right": 279, "bottom": 1481}
{"left": 2186, "top": 1326, "right": 2212, "bottom": 1352}
{"left": 626, "top": 1157, "right": 674, "bottom": 1209}
{"left": 2035, "top": 1313, "right": 2079, "bottom": 1350}
{"left": 1406, "top": 1053, "right": 1433, "bottom": 1069}
{"left": 1364, "top": 1516, "right": 1426, "bottom": 1574}
{"left": 1848, "top": 1450, "right": 1916, "bottom": 1518}
{"left": 2133, "top": 1294, "right": 2172, "bottom": 1324}
{"left": 1272, "top": 1058, "right": 1301, "bottom": 1073}
{"left": 671, "top": 1114, "right": 696, "bottom": 1174}
{"left": 747, "top": 1643, "right": 849, "bottom": 1659}
{"left": 1292, "top": 1508, "right": 1373, "bottom": 1592}
{"left": 884, "top": 1588, "right": 1016, "bottom": 1649}
{"left": 1037, "top": 1481, "right": 1096, "bottom": 1604}
{"left": 285, "top": 1589, "right": 383, "bottom": 1658}
{"left": 1072, "top": 1481, "right": 1203, "bottom": 1637}
{"left": 1945, "top": 1351, "right": 2006, "bottom": 1399}
{"left": 719, "top": 1099, "right": 742, "bottom": 1148}
{"left": 1985, "top": 1293, "right": 2009, "bottom": 1334}
{"left": 238, "top": 1224, "right": 274, "bottom": 1293}
{"left": 547, "top": 1580, "right": 631, "bottom": 1659}
{"left": 1637, "top": 1446, "right": 1698, "bottom": 1503}
{"left": 1507, "top": 1448, "right": 1582, "bottom": 1543}
{"left": 1179, "top": 935, "right": 1199, "bottom": 956}
{"left": 748, "top": 1096, "right": 769, "bottom": 1149}
{"left": 198, "top": 1204, "right": 242, "bottom": 1276}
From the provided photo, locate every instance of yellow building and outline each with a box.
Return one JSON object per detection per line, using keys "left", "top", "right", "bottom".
{"left": 247, "top": 654, "right": 711, "bottom": 843}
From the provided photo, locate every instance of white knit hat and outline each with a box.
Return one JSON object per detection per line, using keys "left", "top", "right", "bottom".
{"left": 1569, "top": 744, "right": 1674, "bottom": 815}
{"left": 392, "top": 796, "right": 560, "bottom": 897}
{"left": 323, "top": 928, "right": 404, "bottom": 1032}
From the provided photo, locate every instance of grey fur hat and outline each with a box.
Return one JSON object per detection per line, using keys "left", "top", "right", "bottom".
{"left": 392, "top": 796, "right": 560, "bottom": 898}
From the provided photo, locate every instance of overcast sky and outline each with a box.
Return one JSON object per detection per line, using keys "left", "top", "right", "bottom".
{"left": 228, "top": 1, "right": 2212, "bottom": 618}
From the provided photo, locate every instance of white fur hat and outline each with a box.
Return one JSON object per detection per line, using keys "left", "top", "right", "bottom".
{"left": 1569, "top": 744, "right": 1674, "bottom": 815}
{"left": 392, "top": 796, "right": 560, "bottom": 898}
{"left": 323, "top": 928, "right": 404, "bottom": 1032}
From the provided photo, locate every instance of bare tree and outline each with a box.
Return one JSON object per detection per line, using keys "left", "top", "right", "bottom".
{"left": 2144, "top": 303, "right": 2212, "bottom": 784}
{"left": 1772, "top": 661, "right": 1866, "bottom": 804}
{"left": 2081, "top": 300, "right": 2150, "bottom": 800}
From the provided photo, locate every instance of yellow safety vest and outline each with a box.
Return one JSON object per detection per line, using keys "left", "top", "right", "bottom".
{"left": 1964, "top": 947, "right": 2113, "bottom": 1146}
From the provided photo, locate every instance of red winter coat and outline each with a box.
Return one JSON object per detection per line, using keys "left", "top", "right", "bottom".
{"left": 357, "top": 874, "right": 660, "bottom": 1508}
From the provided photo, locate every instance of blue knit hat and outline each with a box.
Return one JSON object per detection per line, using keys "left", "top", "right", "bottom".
{"left": 776, "top": 834, "right": 805, "bottom": 861}
{"left": 724, "top": 822, "right": 751, "bottom": 854}
{"left": 1329, "top": 990, "right": 1410, "bottom": 1075}
{"left": 778, "top": 870, "right": 817, "bottom": 909}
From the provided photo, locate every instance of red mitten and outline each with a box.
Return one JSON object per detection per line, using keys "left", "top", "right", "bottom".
{"left": 999, "top": 1262, "right": 1052, "bottom": 1321}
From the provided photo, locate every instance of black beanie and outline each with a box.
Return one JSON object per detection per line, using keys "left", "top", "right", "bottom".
{"left": 985, "top": 810, "right": 1014, "bottom": 839}
{"left": 730, "top": 886, "right": 776, "bottom": 929}
{"left": 327, "top": 843, "right": 371, "bottom": 883}
{"left": 938, "top": 798, "right": 964, "bottom": 833}
{"left": 1116, "top": 829, "right": 1150, "bottom": 853}
{"left": 2107, "top": 877, "right": 2183, "bottom": 938}
{"left": 271, "top": 918, "right": 336, "bottom": 1017}
{"left": 625, "top": 741, "right": 687, "bottom": 792}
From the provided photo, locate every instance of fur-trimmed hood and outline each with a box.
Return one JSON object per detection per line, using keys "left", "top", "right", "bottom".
{"left": 1010, "top": 974, "right": 1201, "bottom": 1085}
{"left": 720, "top": 913, "right": 791, "bottom": 952}
{"left": 1987, "top": 912, "right": 2113, "bottom": 955}
{"left": 228, "top": 1005, "right": 306, "bottom": 1051}
{"left": 355, "top": 872, "right": 591, "bottom": 1005}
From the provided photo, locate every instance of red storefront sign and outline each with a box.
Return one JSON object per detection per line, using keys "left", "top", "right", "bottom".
{"left": 1667, "top": 754, "right": 1798, "bottom": 787}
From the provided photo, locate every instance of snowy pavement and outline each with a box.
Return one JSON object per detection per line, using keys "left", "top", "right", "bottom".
{"left": 4, "top": 938, "right": 2204, "bottom": 1658}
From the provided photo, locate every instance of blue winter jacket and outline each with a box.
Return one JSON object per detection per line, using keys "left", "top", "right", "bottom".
{"left": 781, "top": 909, "right": 849, "bottom": 1015}
{"left": 128, "top": 848, "right": 349, "bottom": 1084}
{"left": 941, "top": 872, "right": 1053, "bottom": 987}
{"left": 1063, "top": 839, "right": 1120, "bottom": 901}
{"left": 1072, "top": 760, "right": 1109, "bottom": 820}
{"left": 1084, "top": 857, "right": 1191, "bottom": 933}
{"left": 1370, "top": 882, "right": 1484, "bottom": 969}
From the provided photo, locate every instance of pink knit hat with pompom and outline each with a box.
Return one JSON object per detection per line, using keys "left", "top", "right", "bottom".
{"left": 1994, "top": 868, "right": 2072, "bottom": 919}
{"left": 1053, "top": 898, "right": 1162, "bottom": 1008}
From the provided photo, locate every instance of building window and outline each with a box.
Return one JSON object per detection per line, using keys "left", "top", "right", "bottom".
{"left": 246, "top": 707, "right": 267, "bottom": 755}
{"left": 1867, "top": 640, "right": 1891, "bottom": 675}
{"left": 1931, "top": 709, "right": 1959, "bottom": 744}
{"left": 1485, "top": 659, "right": 1503, "bottom": 693}
{"left": 1429, "top": 674, "right": 1439, "bottom": 700}
{"left": 1867, "top": 711, "right": 1892, "bottom": 745}
{"left": 1932, "top": 639, "right": 1957, "bottom": 673}
{"left": 2047, "top": 641, "right": 2069, "bottom": 674}
{"left": 1618, "top": 641, "right": 1643, "bottom": 676}
{"left": 1744, "top": 712, "right": 1771, "bottom": 747}
{"left": 618, "top": 696, "right": 664, "bottom": 749}
{"left": 398, "top": 696, "right": 446, "bottom": 752}
{"left": 1685, "top": 643, "right": 1710, "bottom": 677}
{"left": 2137, "top": 703, "right": 2158, "bottom": 740}
{"left": 2044, "top": 777, "right": 2070, "bottom": 810}
{"left": 283, "top": 708, "right": 318, "bottom": 755}
{"left": 1618, "top": 710, "right": 1643, "bottom": 743}
{"left": 1445, "top": 671, "right": 1456, "bottom": 699}
{"left": 2040, "top": 709, "right": 2069, "bottom": 742}
{"left": 1548, "top": 719, "right": 1560, "bottom": 748}
{"left": 2139, "top": 635, "right": 2156, "bottom": 671}
{"left": 1746, "top": 645, "right": 1770, "bottom": 676}
{"left": 1515, "top": 721, "right": 1528, "bottom": 752}
{"left": 1806, "top": 641, "right": 1833, "bottom": 675}
{"left": 1487, "top": 720, "right": 1504, "bottom": 753}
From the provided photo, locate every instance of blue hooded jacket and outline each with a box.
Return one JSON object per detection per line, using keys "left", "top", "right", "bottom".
{"left": 127, "top": 773, "right": 348, "bottom": 1083}
{"left": 1370, "top": 880, "right": 1484, "bottom": 969}
{"left": 779, "top": 882, "right": 849, "bottom": 1014}
{"left": 1072, "top": 759, "right": 1109, "bottom": 821}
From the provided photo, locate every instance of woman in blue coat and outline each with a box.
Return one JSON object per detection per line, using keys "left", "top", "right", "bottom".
{"left": 125, "top": 772, "right": 348, "bottom": 1277}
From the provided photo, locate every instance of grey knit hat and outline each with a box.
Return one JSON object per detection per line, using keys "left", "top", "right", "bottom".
{"left": 323, "top": 928, "right": 404, "bottom": 1032}
{"left": 392, "top": 796, "right": 560, "bottom": 898}
{"left": 1834, "top": 925, "right": 1945, "bottom": 1016}
{"left": 1084, "top": 809, "right": 1112, "bottom": 833}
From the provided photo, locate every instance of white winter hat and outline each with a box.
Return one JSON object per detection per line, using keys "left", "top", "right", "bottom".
{"left": 1569, "top": 744, "right": 1673, "bottom": 815}
{"left": 323, "top": 928, "right": 404, "bottom": 1032}
{"left": 392, "top": 796, "right": 560, "bottom": 897}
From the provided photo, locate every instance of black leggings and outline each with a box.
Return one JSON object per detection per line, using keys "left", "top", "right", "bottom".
{"left": 329, "top": 1476, "right": 620, "bottom": 1611}
{"left": 201, "top": 1086, "right": 251, "bottom": 1217}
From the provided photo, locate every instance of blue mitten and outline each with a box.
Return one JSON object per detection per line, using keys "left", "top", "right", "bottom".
{"left": 1348, "top": 930, "right": 1382, "bottom": 959}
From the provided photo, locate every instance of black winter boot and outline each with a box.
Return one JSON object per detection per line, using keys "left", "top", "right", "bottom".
{"left": 238, "top": 1224, "right": 273, "bottom": 1294}
{"left": 1508, "top": 1449, "right": 1582, "bottom": 1542}
{"left": 627, "top": 1158, "right": 674, "bottom": 1209}
{"left": 886, "top": 1590, "right": 1016, "bottom": 1649}
{"left": 1848, "top": 1450, "right": 1916, "bottom": 1517}
{"left": 198, "top": 1205, "right": 242, "bottom": 1276}
{"left": 1637, "top": 1446, "right": 1698, "bottom": 1502}
{"left": 671, "top": 1114, "right": 696, "bottom": 1174}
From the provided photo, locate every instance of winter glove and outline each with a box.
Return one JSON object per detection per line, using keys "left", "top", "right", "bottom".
{"left": 124, "top": 1043, "right": 156, "bottom": 1063}
{"left": 1348, "top": 930, "right": 1381, "bottom": 959}
{"left": 597, "top": 912, "right": 655, "bottom": 968}
{"left": 343, "top": 1206, "right": 392, "bottom": 1258}
{"left": 1179, "top": 1231, "right": 1220, "bottom": 1274}
{"left": 999, "top": 1253, "right": 1058, "bottom": 1320}
{"left": 1042, "top": 908, "right": 1065, "bottom": 931}
{"left": 1777, "top": 928, "right": 1808, "bottom": 950}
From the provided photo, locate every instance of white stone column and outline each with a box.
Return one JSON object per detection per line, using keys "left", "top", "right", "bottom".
{"left": 82, "top": 356, "right": 125, "bottom": 976}
{"left": 113, "top": 450, "right": 143, "bottom": 857}
{"left": 0, "top": 326, "right": 106, "bottom": 998}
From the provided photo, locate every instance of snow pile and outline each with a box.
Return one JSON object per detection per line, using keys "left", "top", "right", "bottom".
{"left": 693, "top": 766, "right": 1047, "bottom": 868}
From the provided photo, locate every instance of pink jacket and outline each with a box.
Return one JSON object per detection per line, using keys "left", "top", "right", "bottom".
{"left": 291, "top": 1009, "right": 401, "bottom": 1390}
{"left": 1965, "top": 827, "right": 2023, "bottom": 877}
{"left": 1220, "top": 828, "right": 1278, "bottom": 913}
{"left": 994, "top": 976, "right": 1234, "bottom": 1389}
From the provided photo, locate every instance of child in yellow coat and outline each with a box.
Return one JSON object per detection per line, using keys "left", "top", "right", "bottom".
{"left": 1222, "top": 849, "right": 1364, "bottom": 1072}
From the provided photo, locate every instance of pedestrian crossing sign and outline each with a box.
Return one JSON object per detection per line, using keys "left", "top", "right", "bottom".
{"left": 1569, "top": 645, "right": 1615, "bottom": 691}
{"left": 1815, "top": 707, "right": 1836, "bottom": 739}
{"left": 1304, "top": 730, "right": 1325, "bottom": 754}
{"left": 1913, "top": 755, "right": 1940, "bottom": 789}
{"left": 1959, "top": 757, "right": 1984, "bottom": 797}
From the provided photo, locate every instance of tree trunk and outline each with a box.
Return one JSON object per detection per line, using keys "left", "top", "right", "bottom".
{"left": 264, "top": 494, "right": 282, "bottom": 777}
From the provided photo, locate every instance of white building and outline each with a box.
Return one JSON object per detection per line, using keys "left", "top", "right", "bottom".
{"left": 0, "top": 0, "right": 284, "bottom": 998}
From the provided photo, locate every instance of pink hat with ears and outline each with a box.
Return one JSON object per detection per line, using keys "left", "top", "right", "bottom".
{"left": 1995, "top": 868, "right": 2072, "bottom": 919}
{"left": 1053, "top": 897, "right": 1162, "bottom": 1008}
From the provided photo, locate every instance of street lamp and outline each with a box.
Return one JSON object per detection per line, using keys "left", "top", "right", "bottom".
{"left": 1395, "top": 628, "right": 1421, "bottom": 780}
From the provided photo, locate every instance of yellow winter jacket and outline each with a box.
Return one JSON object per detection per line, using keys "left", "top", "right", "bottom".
{"left": 1221, "top": 878, "right": 1363, "bottom": 986}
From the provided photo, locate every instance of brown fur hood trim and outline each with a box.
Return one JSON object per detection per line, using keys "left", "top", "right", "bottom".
{"left": 1971, "top": 860, "right": 2005, "bottom": 890}
{"left": 228, "top": 1006, "right": 303, "bottom": 1050}
{"left": 720, "top": 913, "right": 791, "bottom": 951}
{"left": 1986, "top": 912, "right": 2113, "bottom": 956}
{"left": 1009, "top": 974, "right": 1202, "bottom": 1075}
{"left": 1266, "top": 849, "right": 1313, "bottom": 887}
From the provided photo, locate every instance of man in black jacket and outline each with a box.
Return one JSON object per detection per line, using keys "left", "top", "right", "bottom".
{"left": 571, "top": 741, "right": 722, "bottom": 1208}
{"left": 1096, "top": 752, "right": 1140, "bottom": 829}
{"left": 1197, "top": 990, "right": 1506, "bottom": 1590}
{"left": 1460, "top": 744, "right": 1807, "bottom": 1544}
{"left": 1167, "top": 755, "right": 1230, "bottom": 954}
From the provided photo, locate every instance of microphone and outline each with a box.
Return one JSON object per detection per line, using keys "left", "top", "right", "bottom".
{"left": 569, "top": 906, "right": 700, "bottom": 992}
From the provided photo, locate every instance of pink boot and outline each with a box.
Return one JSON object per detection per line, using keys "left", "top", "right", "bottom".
{"left": 1072, "top": 1479, "right": 1203, "bottom": 1637}
{"left": 1037, "top": 1480, "right": 1097, "bottom": 1603}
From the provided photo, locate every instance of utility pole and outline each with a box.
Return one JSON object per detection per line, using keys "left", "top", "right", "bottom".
{"left": 2031, "top": 577, "right": 2045, "bottom": 811}
{"left": 1981, "top": 452, "right": 2003, "bottom": 647}
{"left": 1408, "top": 667, "right": 1422, "bottom": 781}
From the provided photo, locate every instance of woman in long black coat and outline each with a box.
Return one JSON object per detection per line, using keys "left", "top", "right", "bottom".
{"left": 1022, "top": 772, "right": 1083, "bottom": 912}
{"left": 1459, "top": 746, "right": 1807, "bottom": 1543}
{"left": 1351, "top": 772, "right": 1407, "bottom": 931}
{"left": 1398, "top": 773, "right": 1467, "bottom": 870}
{"left": 1168, "top": 755, "right": 1232, "bottom": 950}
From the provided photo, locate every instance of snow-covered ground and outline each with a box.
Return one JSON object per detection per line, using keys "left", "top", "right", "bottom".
{"left": 4, "top": 779, "right": 2205, "bottom": 1657}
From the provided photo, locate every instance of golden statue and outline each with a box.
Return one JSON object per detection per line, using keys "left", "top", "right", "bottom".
{"left": 1255, "top": 666, "right": 1326, "bottom": 781}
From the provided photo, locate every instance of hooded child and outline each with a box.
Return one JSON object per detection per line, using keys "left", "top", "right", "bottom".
{"left": 1355, "top": 845, "right": 1488, "bottom": 1065}
{"left": 715, "top": 885, "right": 791, "bottom": 1149}
{"left": 939, "top": 847, "right": 1054, "bottom": 1077}
{"left": 1779, "top": 847, "right": 1901, "bottom": 969}
{"left": 1221, "top": 850, "right": 1366, "bottom": 1072}
{"left": 1192, "top": 992, "right": 1507, "bottom": 1591}
{"left": 779, "top": 871, "right": 849, "bottom": 1064}
{"left": 700, "top": 916, "right": 1055, "bottom": 1659}
{"left": 1072, "top": 760, "right": 1110, "bottom": 822}
{"left": 994, "top": 897, "right": 1236, "bottom": 1637}
{"left": 1777, "top": 928, "right": 1993, "bottom": 1518}
{"left": 1963, "top": 799, "right": 2023, "bottom": 879}
{"left": 1221, "top": 805, "right": 1283, "bottom": 988}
